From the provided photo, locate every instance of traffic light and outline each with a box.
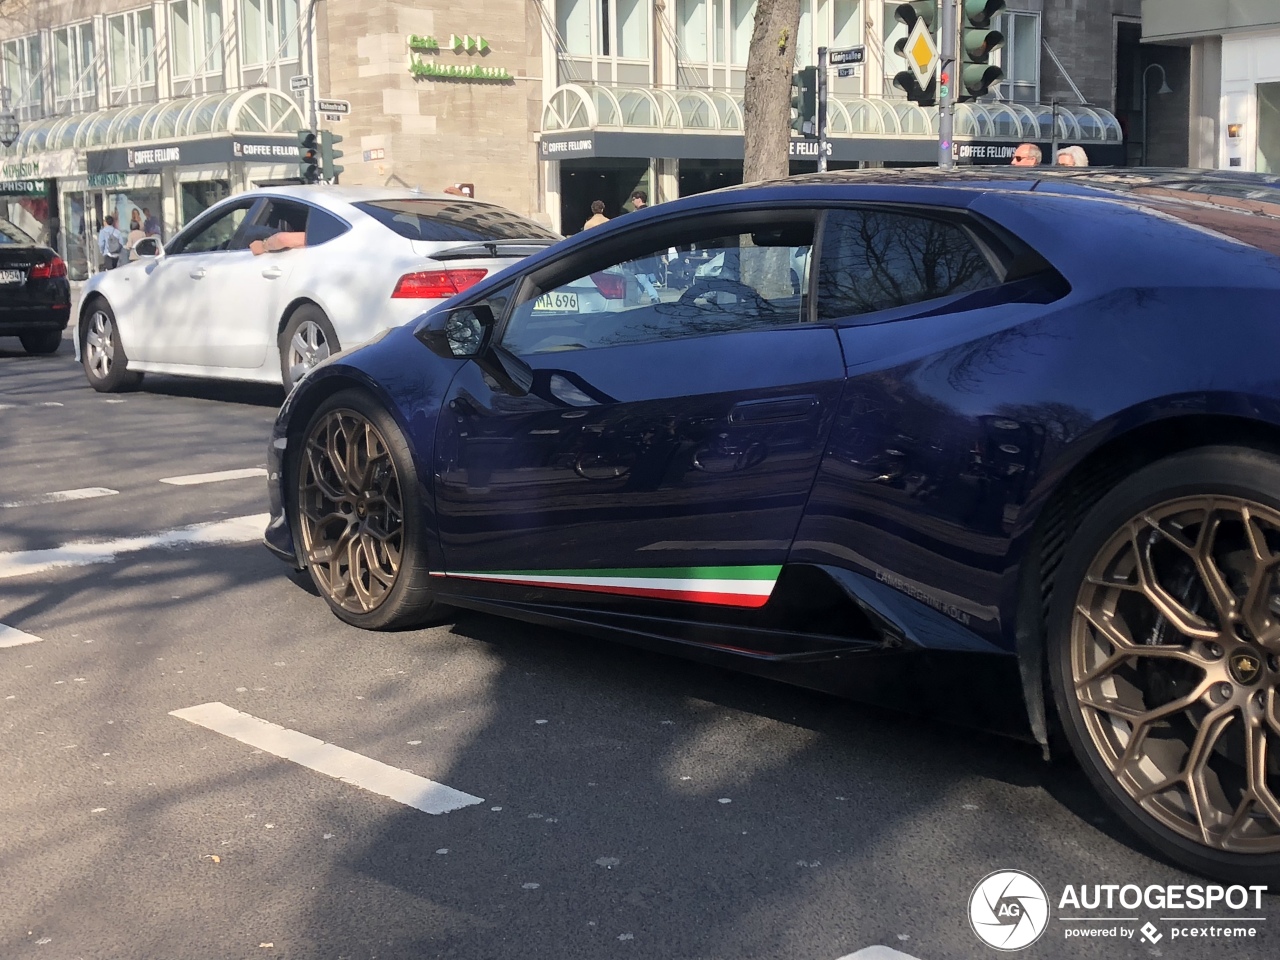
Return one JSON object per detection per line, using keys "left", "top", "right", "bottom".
{"left": 790, "top": 66, "right": 817, "bottom": 136}
{"left": 320, "top": 130, "right": 344, "bottom": 182}
{"left": 891, "top": 2, "right": 940, "bottom": 106}
{"left": 959, "top": 0, "right": 1006, "bottom": 101}
{"left": 297, "top": 130, "right": 319, "bottom": 183}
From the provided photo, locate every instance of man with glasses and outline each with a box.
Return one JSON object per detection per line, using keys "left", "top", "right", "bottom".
{"left": 1011, "top": 143, "right": 1042, "bottom": 166}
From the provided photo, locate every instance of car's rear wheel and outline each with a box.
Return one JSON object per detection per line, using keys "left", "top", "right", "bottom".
{"left": 81, "top": 301, "right": 142, "bottom": 392}
{"left": 294, "top": 389, "right": 452, "bottom": 630}
{"left": 279, "top": 305, "right": 338, "bottom": 391}
{"left": 20, "top": 329, "right": 63, "bottom": 355}
{"left": 1049, "top": 446, "right": 1280, "bottom": 884}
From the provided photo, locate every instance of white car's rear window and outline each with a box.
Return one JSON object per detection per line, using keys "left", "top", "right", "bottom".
{"left": 356, "top": 200, "right": 557, "bottom": 243}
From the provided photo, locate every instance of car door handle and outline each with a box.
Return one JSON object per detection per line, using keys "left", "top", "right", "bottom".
{"left": 728, "top": 395, "right": 818, "bottom": 424}
{"left": 189, "top": 268, "right": 206, "bottom": 280}
{"left": 261, "top": 266, "right": 283, "bottom": 279}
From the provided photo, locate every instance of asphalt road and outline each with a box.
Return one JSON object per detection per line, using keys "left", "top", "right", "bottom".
{"left": 2, "top": 331, "right": 1276, "bottom": 960}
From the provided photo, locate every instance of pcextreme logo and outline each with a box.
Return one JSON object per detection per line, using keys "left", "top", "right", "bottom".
{"left": 968, "top": 870, "right": 1269, "bottom": 950}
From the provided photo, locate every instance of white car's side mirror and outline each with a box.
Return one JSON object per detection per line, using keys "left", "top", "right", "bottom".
{"left": 133, "top": 237, "right": 163, "bottom": 259}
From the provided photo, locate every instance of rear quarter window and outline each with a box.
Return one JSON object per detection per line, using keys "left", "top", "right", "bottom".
{"left": 355, "top": 199, "right": 557, "bottom": 243}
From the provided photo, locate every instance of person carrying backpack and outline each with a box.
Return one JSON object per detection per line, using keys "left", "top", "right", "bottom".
{"left": 98, "top": 215, "right": 127, "bottom": 270}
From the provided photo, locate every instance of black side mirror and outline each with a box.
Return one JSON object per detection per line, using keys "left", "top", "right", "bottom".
{"left": 416, "top": 301, "right": 533, "bottom": 396}
{"left": 418, "top": 303, "right": 495, "bottom": 359}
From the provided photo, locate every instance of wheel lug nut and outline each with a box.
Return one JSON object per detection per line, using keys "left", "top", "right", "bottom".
{"left": 1205, "top": 642, "right": 1224, "bottom": 660}
{"left": 1270, "top": 655, "right": 1280, "bottom": 673}
{"left": 1217, "top": 682, "right": 1235, "bottom": 701}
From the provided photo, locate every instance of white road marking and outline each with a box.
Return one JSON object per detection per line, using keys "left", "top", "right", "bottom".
{"left": 0, "top": 487, "right": 119, "bottom": 509}
{"left": 0, "top": 513, "right": 269, "bottom": 581}
{"left": 170, "top": 702, "right": 484, "bottom": 815}
{"left": 0, "top": 624, "right": 44, "bottom": 648}
{"left": 836, "top": 949, "right": 926, "bottom": 960}
{"left": 158, "top": 468, "right": 267, "bottom": 486}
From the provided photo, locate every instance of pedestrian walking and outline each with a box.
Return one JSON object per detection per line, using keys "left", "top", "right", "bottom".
{"left": 583, "top": 200, "right": 609, "bottom": 230}
{"left": 98, "top": 215, "right": 126, "bottom": 270}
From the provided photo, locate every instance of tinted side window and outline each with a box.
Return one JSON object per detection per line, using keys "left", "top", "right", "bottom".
{"left": 501, "top": 224, "right": 813, "bottom": 356}
{"left": 306, "top": 208, "right": 349, "bottom": 246}
{"left": 816, "top": 208, "right": 999, "bottom": 320}
{"left": 172, "top": 202, "right": 255, "bottom": 255}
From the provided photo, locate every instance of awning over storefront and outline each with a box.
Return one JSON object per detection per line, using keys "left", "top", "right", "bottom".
{"left": 540, "top": 83, "right": 1125, "bottom": 163}
{"left": 0, "top": 89, "right": 305, "bottom": 157}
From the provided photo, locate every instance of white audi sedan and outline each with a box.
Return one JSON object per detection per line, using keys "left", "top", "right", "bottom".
{"left": 75, "top": 186, "right": 558, "bottom": 391}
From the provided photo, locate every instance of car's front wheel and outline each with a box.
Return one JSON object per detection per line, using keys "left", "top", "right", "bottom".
{"left": 20, "top": 329, "right": 63, "bottom": 355}
{"left": 81, "top": 301, "right": 142, "bottom": 392}
{"left": 293, "top": 389, "right": 452, "bottom": 630}
{"left": 1049, "top": 446, "right": 1280, "bottom": 884}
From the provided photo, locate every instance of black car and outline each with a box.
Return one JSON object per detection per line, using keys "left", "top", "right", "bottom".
{"left": 0, "top": 219, "right": 71, "bottom": 355}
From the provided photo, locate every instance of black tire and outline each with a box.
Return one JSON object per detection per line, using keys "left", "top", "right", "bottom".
{"left": 80, "top": 299, "right": 142, "bottom": 392}
{"left": 291, "top": 388, "right": 454, "bottom": 630}
{"left": 1048, "top": 445, "right": 1280, "bottom": 884}
{"left": 20, "top": 329, "right": 63, "bottom": 355}
{"left": 279, "top": 304, "right": 339, "bottom": 391}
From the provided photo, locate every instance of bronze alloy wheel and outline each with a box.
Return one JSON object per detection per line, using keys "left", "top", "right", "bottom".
{"left": 1071, "top": 495, "right": 1280, "bottom": 854}
{"left": 297, "top": 408, "right": 405, "bottom": 615}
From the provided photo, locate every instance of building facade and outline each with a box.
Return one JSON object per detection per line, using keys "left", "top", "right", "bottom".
{"left": 1142, "top": 0, "right": 1280, "bottom": 172}
{"left": 1, "top": 0, "right": 1140, "bottom": 277}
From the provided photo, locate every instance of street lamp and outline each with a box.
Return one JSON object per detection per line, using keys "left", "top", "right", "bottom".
{"left": 1141, "top": 63, "right": 1173, "bottom": 167}
{"left": 0, "top": 86, "right": 19, "bottom": 148}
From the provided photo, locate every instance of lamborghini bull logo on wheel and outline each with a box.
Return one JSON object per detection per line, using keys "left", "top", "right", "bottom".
{"left": 1230, "top": 652, "right": 1262, "bottom": 685}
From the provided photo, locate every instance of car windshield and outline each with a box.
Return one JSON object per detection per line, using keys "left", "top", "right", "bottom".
{"left": 0, "top": 219, "right": 36, "bottom": 245}
{"left": 355, "top": 199, "right": 558, "bottom": 243}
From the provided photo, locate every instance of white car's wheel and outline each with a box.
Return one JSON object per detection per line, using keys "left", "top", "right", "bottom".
{"left": 279, "top": 305, "right": 339, "bottom": 390}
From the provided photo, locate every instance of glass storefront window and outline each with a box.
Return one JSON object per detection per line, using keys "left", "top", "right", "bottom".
{"left": 833, "top": 0, "right": 859, "bottom": 47}
{"left": 730, "top": 0, "right": 753, "bottom": 65}
{"left": 2, "top": 34, "right": 44, "bottom": 121}
{"left": 181, "top": 180, "right": 231, "bottom": 227}
{"left": 556, "top": 0, "right": 650, "bottom": 59}
{"left": 997, "top": 11, "right": 1040, "bottom": 102}
{"left": 676, "top": 0, "right": 708, "bottom": 61}
{"left": 107, "top": 8, "right": 158, "bottom": 102}
{"left": 616, "top": 0, "right": 648, "bottom": 58}
{"left": 559, "top": 0, "right": 593, "bottom": 56}
{"left": 242, "top": 0, "right": 265, "bottom": 65}
{"left": 1259, "top": 82, "right": 1280, "bottom": 174}
{"left": 171, "top": 0, "right": 226, "bottom": 95}
{"left": 240, "top": 0, "right": 300, "bottom": 89}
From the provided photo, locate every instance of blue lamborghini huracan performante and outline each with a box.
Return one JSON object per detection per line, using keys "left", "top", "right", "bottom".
{"left": 266, "top": 169, "right": 1280, "bottom": 884}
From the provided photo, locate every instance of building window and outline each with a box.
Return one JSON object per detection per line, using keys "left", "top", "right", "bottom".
{"left": 996, "top": 10, "right": 1039, "bottom": 102}
{"left": 674, "top": 0, "right": 754, "bottom": 86}
{"left": 1, "top": 34, "right": 44, "bottom": 121}
{"left": 170, "top": 0, "right": 226, "bottom": 95}
{"left": 556, "top": 0, "right": 650, "bottom": 60}
{"left": 52, "top": 22, "right": 96, "bottom": 111}
{"left": 107, "top": 7, "right": 158, "bottom": 104}
{"left": 240, "top": 0, "right": 301, "bottom": 89}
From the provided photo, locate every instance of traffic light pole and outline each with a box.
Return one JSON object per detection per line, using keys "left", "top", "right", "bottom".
{"left": 938, "top": 0, "right": 958, "bottom": 170}
{"left": 817, "top": 47, "right": 829, "bottom": 173}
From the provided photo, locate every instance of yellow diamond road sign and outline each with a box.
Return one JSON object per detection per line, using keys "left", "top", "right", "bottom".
{"left": 905, "top": 18, "right": 938, "bottom": 87}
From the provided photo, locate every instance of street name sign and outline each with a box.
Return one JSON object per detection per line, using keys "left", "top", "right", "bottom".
{"left": 289, "top": 75, "right": 312, "bottom": 92}
{"left": 317, "top": 99, "right": 351, "bottom": 115}
{"left": 829, "top": 45, "right": 866, "bottom": 66}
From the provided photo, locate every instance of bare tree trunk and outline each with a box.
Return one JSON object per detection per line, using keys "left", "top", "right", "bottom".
{"left": 742, "top": 0, "right": 803, "bottom": 185}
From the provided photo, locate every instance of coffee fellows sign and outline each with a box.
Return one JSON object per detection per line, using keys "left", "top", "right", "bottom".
{"left": 407, "top": 33, "right": 512, "bottom": 82}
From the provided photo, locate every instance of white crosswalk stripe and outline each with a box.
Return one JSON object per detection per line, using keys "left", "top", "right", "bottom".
{"left": 0, "top": 513, "right": 269, "bottom": 580}
{"left": 0, "top": 624, "right": 44, "bottom": 648}
{"left": 171, "top": 703, "right": 485, "bottom": 815}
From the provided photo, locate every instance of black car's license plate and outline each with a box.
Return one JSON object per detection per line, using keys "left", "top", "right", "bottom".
{"left": 0, "top": 269, "right": 25, "bottom": 284}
